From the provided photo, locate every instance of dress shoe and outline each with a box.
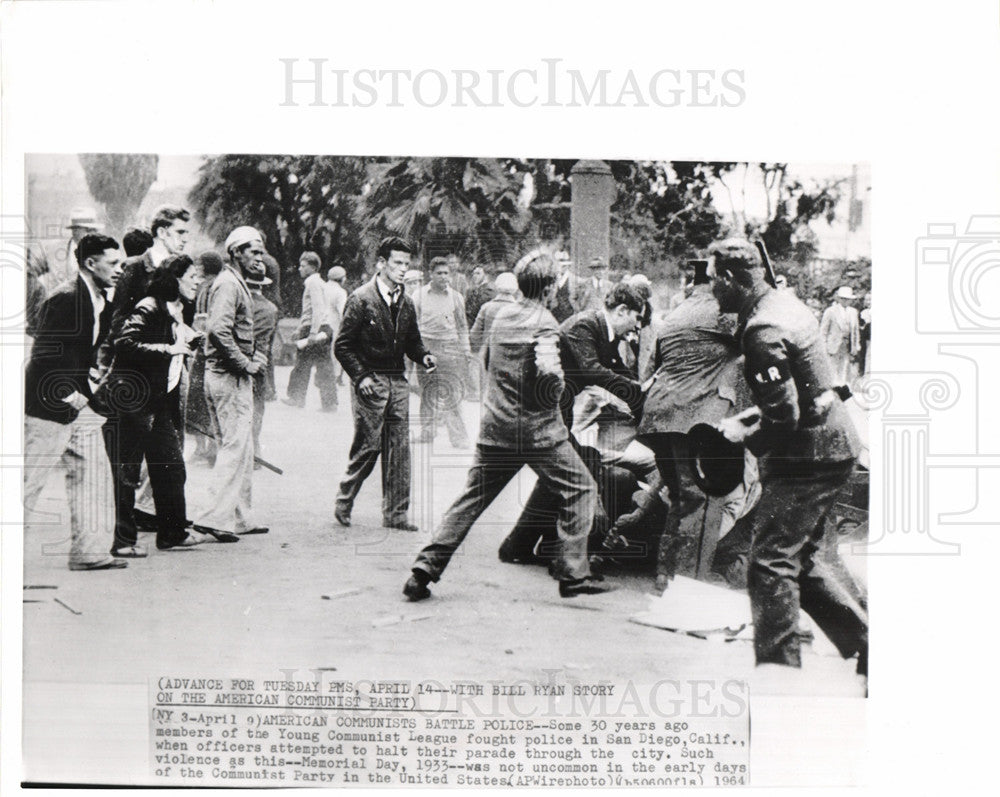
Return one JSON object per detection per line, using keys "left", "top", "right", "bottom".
{"left": 111, "top": 544, "right": 148, "bottom": 558}
{"left": 334, "top": 507, "right": 351, "bottom": 527}
{"left": 498, "top": 542, "right": 535, "bottom": 564}
{"left": 281, "top": 397, "right": 305, "bottom": 408}
{"left": 559, "top": 577, "right": 616, "bottom": 598}
{"left": 69, "top": 557, "right": 127, "bottom": 571}
{"left": 157, "top": 532, "right": 205, "bottom": 550}
{"left": 239, "top": 526, "right": 269, "bottom": 535}
{"left": 385, "top": 519, "right": 418, "bottom": 532}
{"left": 192, "top": 525, "right": 240, "bottom": 543}
{"left": 403, "top": 572, "right": 431, "bottom": 601}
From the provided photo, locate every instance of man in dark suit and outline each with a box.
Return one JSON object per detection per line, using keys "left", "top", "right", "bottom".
{"left": 550, "top": 250, "right": 580, "bottom": 323}
{"left": 497, "top": 283, "right": 646, "bottom": 564}
{"left": 23, "top": 233, "right": 127, "bottom": 571}
{"left": 334, "top": 237, "right": 436, "bottom": 530}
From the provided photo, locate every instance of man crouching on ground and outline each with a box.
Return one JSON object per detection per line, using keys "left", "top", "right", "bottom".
{"left": 404, "top": 249, "right": 612, "bottom": 601}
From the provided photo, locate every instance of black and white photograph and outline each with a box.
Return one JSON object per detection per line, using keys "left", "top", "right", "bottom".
{"left": 19, "top": 152, "right": 870, "bottom": 785}
{"left": 2, "top": 1, "right": 998, "bottom": 794}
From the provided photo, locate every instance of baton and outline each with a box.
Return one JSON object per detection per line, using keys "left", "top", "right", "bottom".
{"left": 753, "top": 239, "right": 778, "bottom": 289}
{"left": 186, "top": 421, "right": 284, "bottom": 475}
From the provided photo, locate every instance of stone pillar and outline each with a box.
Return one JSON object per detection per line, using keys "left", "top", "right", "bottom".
{"left": 570, "top": 160, "right": 614, "bottom": 278}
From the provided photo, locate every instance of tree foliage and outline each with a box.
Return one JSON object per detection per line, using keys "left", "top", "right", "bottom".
{"left": 188, "top": 155, "right": 368, "bottom": 310}
{"left": 186, "top": 155, "right": 854, "bottom": 309}
{"left": 707, "top": 162, "right": 844, "bottom": 264}
{"left": 78, "top": 154, "right": 159, "bottom": 235}
{"left": 361, "top": 157, "right": 530, "bottom": 266}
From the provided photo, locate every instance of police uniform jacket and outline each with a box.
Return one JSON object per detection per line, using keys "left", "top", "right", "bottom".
{"left": 738, "top": 285, "right": 861, "bottom": 465}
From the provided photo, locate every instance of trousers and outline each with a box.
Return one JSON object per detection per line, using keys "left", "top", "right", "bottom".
{"left": 102, "top": 390, "right": 187, "bottom": 548}
{"left": 498, "top": 442, "right": 629, "bottom": 561}
{"left": 335, "top": 374, "right": 411, "bottom": 524}
{"left": 194, "top": 370, "right": 256, "bottom": 533}
{"left": 644, "top": 432, "right": 708, "bottom": 579}
{"left": 287, "top": 341, "right": 337, "bottom": 409}
{"left": 737, "top": 458, "right": 869, "bottom": 667}
{"left": 413, "top": 441, "right": 595, "bottom": 583}
{"left": 23, "top": 407, "right": 116, "bottom": 566}
{"left": 417, "top": 342, "right": 468, "bottom": 445}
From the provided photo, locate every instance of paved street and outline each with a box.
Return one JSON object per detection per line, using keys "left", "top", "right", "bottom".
{"left": 23, "top": 367, "right": 866, "bottom": 693}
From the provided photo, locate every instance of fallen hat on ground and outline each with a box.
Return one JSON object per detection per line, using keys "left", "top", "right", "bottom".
{"left": 686, "top": 423, "right": 746, "bottom": 497}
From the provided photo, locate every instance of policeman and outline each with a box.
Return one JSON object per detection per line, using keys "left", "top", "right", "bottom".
{"left": 709, "top": 239, "right": 868, "bottom": 677}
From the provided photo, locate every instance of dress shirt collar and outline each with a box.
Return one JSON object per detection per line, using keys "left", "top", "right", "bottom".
{"left": 78, "top": 270, "right": 105, "bottom": 313}
{"left": 375, "top": 274, "right": 401, "bottom": 305}
{"left": 148, "top": 243, "right": 170, "bottom": 269}
{"left": 600, "top": 308, "right": 616, "bottom": 342}
{"left": 78, "top": 270, "right": 105, "bottom": 345}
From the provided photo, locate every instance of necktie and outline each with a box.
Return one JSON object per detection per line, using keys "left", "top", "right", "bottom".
{"left": 390, "top": 288, "right": 401, "bottom": 324}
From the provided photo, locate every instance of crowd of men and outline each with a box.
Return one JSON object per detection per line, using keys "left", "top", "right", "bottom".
{"left": 23, "top": 205, "right": 869, "bottom": 680}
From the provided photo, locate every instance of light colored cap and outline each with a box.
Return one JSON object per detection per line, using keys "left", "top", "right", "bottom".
{"left": 836, "top": 286, "right": 856, "bottom": 300}
{"left": 328, "top": 266, "right": 347, "bottom": 280}
{"left": 223, "top": 226, "right": 263, "bottom": 253}
{"left": 66, "top": 208, "right": 103, "bottom": 230}
{"left": 494, "top": 272, "right": 518, "bottom": 294}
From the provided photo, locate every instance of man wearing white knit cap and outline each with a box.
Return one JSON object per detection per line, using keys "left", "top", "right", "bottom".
{"left": 192, "top": 226, "right": 270, "bottom": 540}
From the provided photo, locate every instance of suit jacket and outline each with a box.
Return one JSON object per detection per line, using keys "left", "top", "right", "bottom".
{"left": 559, "top": 309, "right": 643, "bottom": 420}
{"left": 575, "top": 276, "right": 611, "bottom": 314}
{"left": 334, "top": 278, "right": 430, "bottom": 383}
{"left": 637, "top": 288, "right": 746, "bottom": 437}
{"left": 25, "top": 275, "right": 110, "bottom": 424}
{"left": 819, "top": 302, "right": 860, "bottom": 357}
{"left": 205, "top": 265, "right": 255, "bottom": 375}
{"left": 551, "top": 273, "right": 581, "bottom": 324}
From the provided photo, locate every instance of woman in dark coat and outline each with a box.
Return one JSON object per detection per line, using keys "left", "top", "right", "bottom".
{"left": 102, "top": 256, "right": 231, "bottom": 552}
